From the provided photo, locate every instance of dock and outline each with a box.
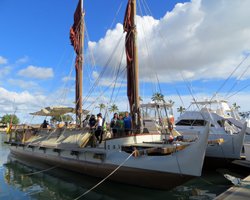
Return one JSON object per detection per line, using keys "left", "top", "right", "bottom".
{"left": 215, "top": 175, "right": 250, "bottom": 200}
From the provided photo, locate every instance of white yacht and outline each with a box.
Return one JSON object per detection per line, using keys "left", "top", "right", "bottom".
{"left": 175, "top": 99, "right": 246, "bottom": 160}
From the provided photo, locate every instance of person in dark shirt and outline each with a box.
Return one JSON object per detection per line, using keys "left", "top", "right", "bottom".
{"left": 110, "top": 113, "right": 118, "bottom": 137}
{"left": 41, "top": 120, "right": 49, "bottom": 128}
{"left": 89, "top": 115, "right": 96, "bottom": 131}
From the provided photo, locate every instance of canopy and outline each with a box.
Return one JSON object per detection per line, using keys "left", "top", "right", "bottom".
{"left": 30, "top": 106, "right": 89, "bottom": 116}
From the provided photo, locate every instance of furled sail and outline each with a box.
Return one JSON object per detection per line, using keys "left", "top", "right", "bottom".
{"left": 123, "top": 0, "right": 140, "bottom": 130}
{"left": 70, "top": 0, "right": 84, "bottom": 124}
{"left": 123, "top": 0, "right": 135, "bottom": 112}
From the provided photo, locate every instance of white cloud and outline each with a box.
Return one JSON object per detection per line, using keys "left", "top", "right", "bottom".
{"left": 0, "top": 56, "right": 7, "bottom": 65}
{"left": 18, "top": 65, "right": 54, "bottom": 79}
{"left": 0, "top": 87, "right": 75, "bottom": 123}
{"left": 7, "top": 79, "right": 39, "bottom": 90}
{"left": 16, "top": 56, "right": 29, "bottom": 64}
{"left": 88, "top": 0, "right": 250, "bottom": 83}
{"left": 0, "top": 87, "right": 47, "bottom": 117}
{"left": 0, "top": 87, "right": 45, "bottom": 106}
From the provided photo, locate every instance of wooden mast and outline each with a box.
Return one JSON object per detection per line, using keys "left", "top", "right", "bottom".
{"left": 124, "top": 0, "right": 141, "bottom": 132}
{"left": 70, "top": 0, "right": 84, "bottom": 126}
{"left": 76, "top": 0, "right": 84, "bottom": 126}
{"left": 131, "top": 0, "right": 140, "bottom": 131}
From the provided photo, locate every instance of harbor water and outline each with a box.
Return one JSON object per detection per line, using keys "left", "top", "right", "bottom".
{"left": 0, "top": 133, "right": 248, "bottom": 200}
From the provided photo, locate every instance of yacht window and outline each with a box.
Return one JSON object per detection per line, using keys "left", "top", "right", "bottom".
{"left": 217, "top": 119, "right": 235, "bottom": 128}
{"left": 176, "top": 119, "right": 207, "bottom": 126}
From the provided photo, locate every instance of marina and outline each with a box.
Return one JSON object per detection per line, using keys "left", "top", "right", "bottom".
{"left": 3, "top": 0, "right": 210, "bottom": 191}
{"left": 1, "top": 0, "right": 250, "bottom": 199}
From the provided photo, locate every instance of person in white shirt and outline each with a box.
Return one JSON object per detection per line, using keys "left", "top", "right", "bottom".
{"left": 95, "top": 113, "right": 103, "bottom": 143}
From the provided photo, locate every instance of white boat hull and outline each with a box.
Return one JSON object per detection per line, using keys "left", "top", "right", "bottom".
{"left": 176, "top": 124, "right": 246, "bottom": 159}
{"left": 8, "top": 125, "right": 209, "bottom": 189}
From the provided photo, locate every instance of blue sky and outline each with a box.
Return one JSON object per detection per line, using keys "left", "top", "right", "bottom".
{"left": 1, "top": 0, "right": 250, "bottom": 123}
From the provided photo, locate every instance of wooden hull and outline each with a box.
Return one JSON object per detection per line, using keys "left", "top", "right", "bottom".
{"left": 10, "top": 147, "right": 192, "bottom": 190}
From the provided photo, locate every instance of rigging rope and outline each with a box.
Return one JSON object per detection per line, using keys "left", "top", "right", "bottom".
{"left": 225, "top": 64, "right": 250, "bottom": 98}
{"left": 107, "top": 38, "right": 126, "bottom": 107}
{"left": 83, "top": 68, "right": 126, "bottom": 112}
{"left": 210, "top": 53, "right": 250, "bottom": 102}
{"left": 179, "top": 71, "right": 211, "bottom": 126}
{"left": 73, "top": 151, "right": 135, "bottom": 200}
{"left": 83, "top": 1, "right": 126, "bottom": 112}
{"left": 175, "top": 88, "right": 185, "bottom": 108}
{"left": 109, "top": 1, "right": 125, "bottom": 30}
{"left": 137, "top": 0, "right": 158, "bottom": 95}
{"left": 226, "top": 82, "right": 250, "bottom": 99}
{"left": 82, "top": 34, "right": 124, "bottom": 104}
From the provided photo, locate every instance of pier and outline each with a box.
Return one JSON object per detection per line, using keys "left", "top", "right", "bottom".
{"left": 215, "top": 175, "right": 250, "bottom": 200}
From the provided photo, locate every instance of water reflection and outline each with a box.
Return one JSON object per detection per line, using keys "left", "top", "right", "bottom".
{"left": 0, "top": 133, "right": 247, "bottom": 200}
{"left": 2, "top": 159, "right": 234, "bottom": 200}
{"left": 3, "top": 161, "right": 102, "bottom": 200}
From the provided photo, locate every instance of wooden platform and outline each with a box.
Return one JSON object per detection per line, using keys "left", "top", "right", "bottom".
{"left": 215, "top": 175, "right": 250, "bottom": 200}
{"left": 122, "top": 142, "right": 189, "bottom": 155}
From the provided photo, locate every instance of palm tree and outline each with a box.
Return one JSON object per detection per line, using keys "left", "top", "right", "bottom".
{"left": 168, "top": 99, "right": 175, "bottom": 106}
{"left": 151, "top": 92, "right": 164, "bottom": 103}
{"left": 232, "top": 102, "right": 240, "bottom": 110}
{"left": 177, "top": 106, "right": 186, "bottom": 116}
{"left": 109, "top": 104, "right": 119, "bottom": 114}
{"left": 97, "top": 103, "right": 106, "bottom": 113}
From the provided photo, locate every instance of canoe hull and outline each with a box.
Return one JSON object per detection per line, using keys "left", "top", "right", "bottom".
{"left": 10, "top": 147, "right": 192, "bottom": 190}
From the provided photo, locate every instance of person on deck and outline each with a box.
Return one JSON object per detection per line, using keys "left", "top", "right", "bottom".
{"left": 87, "top": 115, "right": 96, "bottom": 147}
{"left": 95, "top": 113, "right": 103, "bottom": 144}
{"left": 82, "top": 115, "right": 90, "bottom": 127}
{"left": 117, "top": 114, "right": 124, "bottom": 137}
{"left": 123, "top": 112, "right": 132, "bottom": 135}
{"left": 89, "top": 115, "right": 96, "bottom": 132}
{"left": 110, "top": 113, "right": 118, "bottom": 137}
{"left": 41, "top": 120, "right": 49, "bottom": 128}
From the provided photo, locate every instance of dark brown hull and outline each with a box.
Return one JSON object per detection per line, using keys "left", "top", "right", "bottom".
{"left": 10, "top": 147, "right": 192, "bottom": 190}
